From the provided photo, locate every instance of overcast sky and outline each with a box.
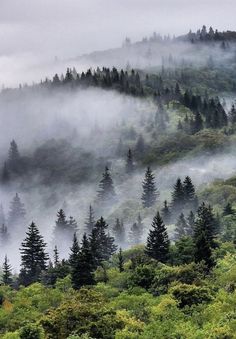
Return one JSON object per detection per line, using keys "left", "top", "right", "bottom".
{"left": 0, "top": 0, "right": 236, "bottom": 86}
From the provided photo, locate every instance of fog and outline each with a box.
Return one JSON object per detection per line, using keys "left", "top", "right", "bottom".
{"left": 1, "top": 0, "right": 236, "bottom": 86}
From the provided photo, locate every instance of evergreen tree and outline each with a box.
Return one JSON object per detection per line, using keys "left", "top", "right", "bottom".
{"left": 84, "top": 205, "right": 95, "bottom": 234}
{"left": 129, "top": 222, "right": 142, "bottom": 245}
{"left": 194, "top": 230, "right": 214, "bottom": 269}
{"left": 90, "top": 217, "right": 117, "bottom": 267}
{"left": 97, "top": 167, "right": 116, "bottom": 202}
{"left": 171, "top": 178, "right": 185, "bottom": 214}
{"left": 186, "top": 211, "right": 195, "bottom": 236}
{"left": 19, "top": 222, "right": 48, "bottom": 285}
{"left": 126, "top": 149, "right": 134, "bottom": 173}
{"left": 8, "top": 193, "right": 26, "bottom": 233}
{"left": 145, "top": 211, "right": 169, "bottom": 262}
{"left": 118, "top": 247, "right": 124, "bottom": 272}
{"left": 71, "top": 234, "right": 95, "bottom": 290}
{"left": 142, "top": 167, "right": 158, "bottom": 208}
{"left": 113, "top": 218, "right": 125, "bottom": 244}
{"left": 2, "top": 255, "right": 12, "bottom": 285}
{"left": 69, "top": 233, "right": 80, "bottom": 267}
{"left": 0, "top": 224, "right": 10, "bottom": 245}
{"left": 54, "top": 209, "right": 75, "bottom": 246}
{"left": 135, "top": 134, "right": 145, "bottom": 155}
{"left": 68, "top": 216, "right": 78, "bottom": 231}
{"left": 183, "top": 176, "right": 198, "bottom": 210}
{"left": 223, "top": 202, "right": 234, "bottom": 216}
{"left": 175, "top": 213, "right": 188, "bottom": 240}
{"left": 53, "top": 246, "right": 59, "bottom": 266}
{"left": 8, "top": 140, "right": 20, "bottom": 167}
{"left": 1, "top": 162, "right": 10, "bottom": 184}
{"left": 0, "top": 204, "right": 6, "bottom": 226}
{"left": 161, "top": 200, "right": 171, "bottom": 224}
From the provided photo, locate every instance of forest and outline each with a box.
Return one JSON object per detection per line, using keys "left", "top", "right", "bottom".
{"left": 1, "top": 24, "right": 236, "bottom": 338}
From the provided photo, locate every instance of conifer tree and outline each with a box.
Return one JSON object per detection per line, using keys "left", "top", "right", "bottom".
{"left": 171, "top": 178, "right": 185, "bottom": 213}
{"left": 194, "top": 229, "right": 214, "bottom": 269}
{"left": 84, "top": 205, "right": 95, "bottom": 234}
{"left": 0, "top": 204, "right": 6, "bottom": 226}
{"left": 53, "top": 246, "right": 59, "bottom": 266}
{"left": 183, "top": 176, "right": 198, "bottom": 209}
{"left": 0, "top": 224, "right": 10, "bottom": 245}
{"left": 97, "top": 167, "right": 116, "bottom": 202}
{"left": 19, "top": 222, "right": 48, "bottom": 285}
{"left": 8, "top": 193, "right": 26, "bottom": 232}
{"left": 71, "top": 233, "right": 95, "bottom": 289}
{"left": 145, "top": 212, "right": 169, "bottom": 262}
{"left": 69, "top": 233, "right": 80, "bottom": 267}
{"left": 175, "top": 213, "right": 188, "bottom": 240}
{"left": 113, "top": 218, "right": 125, "bottom": 244}
{"left": 54, "top": 209, "right": 75, "bottom": 246}
{"left": 8, "top": 140, "right": 20, "bottom": 167}
{"left": 126, "top": 149, "right": 134, "bottom": 173}
{"left": 161, "top": 200, "right": 171, "bottom": 224}
{"left": 118, "top": 247, "right": 124, "bottom": 272}
{"left": 142, "top": 167, "right": 158, "bottom": 208}
{"left": 223, "top": 202, "right": 234, "bottom": 216}
{"left": 90, "top": 217, "right": 117, "bottom": 267}
{"left": 2, "top": 255, "right": 12, "bottom": 285}
{"left": 135, "top": 134, "right": 145, "bottom": 155}
{"left": 129, "top": 222, "right": 142, "bottom": 245}
{"left": 1, "top": 162, "right": 10, "bottom": 184}
{"left": 186, "top": 211, "right": 195, "bottom": 236}
{"left": 194, "top": 202, "right": 217, "bottom": 248}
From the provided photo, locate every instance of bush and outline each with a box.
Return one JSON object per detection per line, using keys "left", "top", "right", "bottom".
{"left": 170, "top": 283, "right": 212, "bottom": 308}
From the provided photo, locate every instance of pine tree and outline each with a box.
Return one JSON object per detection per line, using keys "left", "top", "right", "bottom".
{"left": 69, "top": 233, "right": 80, "bottom": 267}
{"left": 113, "top": 218, "right": 125, "bottom": 244}
{"left": 90, "top": 217, "right": 117, "bottom": 267}
{"left": 126, "top": 149, "right": 134, "bottom": 173}
{"left": 223, "top": 202, "right": 234, "bottom": 216}
{"left": 54, "top": 209, "right": 75, "bottom": 246}
{"left": 68, "top": 216, "right": 78, "bottom": 231}
{"left": 2, "top": 255, "right": 12, "bottom": 285}
{"left": 142, "top": 167, "right": 158, "bottom": 208}
{"left": 175, "top": 213, "right": 188, "bottom": 240}
{"left": 194, "top": 230, "right": 214, "bottom": 269}
{"left": 171, "top": 178, "right": 185, "bottom": 214}
{"left": 97, "top": 167, "right": 116, "bottom": 202}
{"left": 118, "top": 248, "right": 124, "bottom": 272}
{"left": 8, "top": 140, "right": 20, "bottom": 166}
{"left": 53, "top": 246, "right": 59, "bottom": 266}
{"left": 19, "top": 222, "right": 48, "bottom": 285}
{"left": 0, "top": 204, "right": 6, "bottom": 226}
{"left": 135, "top": 134, "right": 145, "bottom": 155}
{"left": 129, "top": 222, "right": 142, "bottom": 245}
{"left": 8, "top": 193, "right": 26, "bottom": 232}
{"left": 71, "top": 234, "right": 95, "bottom": 290}
{"left": 0, "top": 224, "right": 10, "bottom": 245}
{"left": 145, "top": 212, "right": 169, "bottom": 262}
{"left": 1, "top": 162, "right": 10, "bottom": 184}
{"left": 84, "top": 205, "right": 95, "bottom": 234}
{"left": 161, "top": 200, "right": 171, "bottom": 224}
{"left": 186, "top": 211, "right": 195, "bottom": 236}
{"left": 183, "top": 176, "right": 198, "bottom": 209}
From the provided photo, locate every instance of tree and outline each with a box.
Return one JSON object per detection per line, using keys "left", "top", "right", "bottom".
{"left": 194, "top": 230, "right": 214, "bottom": 269}
{"left": 223, "top": 202, "right": 234, "bottom": 216}
{"left": 113, "top": 218, "right": 125, "bottom": 244}
{"left": 53, "top": 246, "right": 59, "bottom": 266}
{"left": 0, "top": 204, "right": 6, "bottom": 226}
{"left": 72, "top": 234, "right": 95, "bottom": 289}
{"left": 161, "top": 200, "right": 171, "bottom": 224}
{"left": 90, "top": 217, "right": 117, "bottom": 267}
{"left": 2, "top": 255, "right": 12, "bottom": 285}
{"left": 186, "top": 211, "right": 195, "bottom": 236}
{"left": 175, "top": 213, "right": 188, "bottom": 240}
{"left": 54, "top": 209, "right": 75, "bottom": 247}
{"left": 142, "top": 167, "right": 158, "bottom": 208}
{"left": 171, "top": 178, "right": 185, "bottom": 214}
{"left": 129, "top": 222, "right": 142, "bottom": 245}
{"left": 19, "top": 222, "right": 48, "bottom": 285}
{"left": 69, "top": 232, "right": 80, "bottom": 267}
{"left": 135, "top": 134, "right": 145, "bottom": 155}
{"left": 145, "top": 211, "right": 169, "bottom": 262}
{"left": 183, "top": 176, "right": 198, "bottom": 209}
{"left": 126, "top": 148, "right": 134, "bottom": 173}
{"left": 97, "top": 167, "right": 116, "bottom": 202}
{"left": 8, "top": 140, "right": 20, "bottom": 168}
{"left": 194, "top": 202, "right": 217, "bottom": 248}
{"left": 84, "top": 205, "right": 95, "bottom": 234}
{"left": 8, "top": 193, "right": 26, "bottom": 233}
{"left": 1, "top": 162, "right": 10, "bottom": 184}
{"left": 118, "top": 247, "right": 124, "bottom": 272}
{"left": 0, "top": 224, "right": 10, "bottom": 245}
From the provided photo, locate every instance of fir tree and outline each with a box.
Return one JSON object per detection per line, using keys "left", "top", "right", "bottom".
{"left": 0, "top": 204, "right": 6, "bottom": 226}
{"left": 135, "top": 134, "right": 145, "bottom": 155}
{"left": 8, "top": 140, "right": 20, "bottom": 167}
{"left": 175, "top": 213, "right": 188, "bottom": 240}
{"left": 171, "top": 178, "right": 185, "bottom": 214}
{"left": 186, "top": 211, "right": 195, "bottom": 236}
{"left": 194, "top": 230, "right": 214, "bottom": 269}
{"left": 0, "top": 224, "right": 10, "bottom": 245}
{"left": 19, "top": 222, "right": 48, "bottom": 285}
{"left": 8, "top": 193, "right": 26, "bottom": 232}
{"left": 223, "top": 202, "right": 234, "bottom": 216}
{"left": 126, "top": 149, "right": 134, "bottom": 173}
{"left": 71, "top": 234, "right": 95, "bottom": 290}
{"left": 113, "top": 218, "right": 125, "bottom": 244}
{"left": 142, "top": 167, "right": 158, "bottom": 208}
{"left": 53, "top": 246, "right": 59, "bottom": 266}
{"left": 118, "top": 247, "right": 124, "bottom": 272}
{"left": 54, "top": 209, "right": 75, "bottom": 246}
{"left": 145, "top": 211, "right": 169, "bottom": 262}
{"left": 69, "top": 233, "right": 80, "bottom": 267}
{"left": 161, "top": 200, "right": 171, "bottom": 224}
{"left": 129, "top": 222, "right": 142, "bottom": 245}
{"left": 183, "top": 176, "right": 198, "bottom": 209}
{"left": 97, "top": 167, "right": 116, "bottom": 202}
{"left": 2, "top": 255, "right": 12, "bottom": 285}
{"left": 84, "top": 205, "right": 95, "bottom": 234}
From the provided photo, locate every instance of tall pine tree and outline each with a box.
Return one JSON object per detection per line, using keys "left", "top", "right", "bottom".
{"left": 97, "top": 167, "right": 116, "bottom": 202}
{"left": 84, "top": 205, "right": 95, "bottom": 234}
{"left": 113, "top": 218, "right": 125, "bottom": 244}
{"left": 126, "top": 149, "right": 134, "bottom": 173}
{"left": 2, "top": 255, "right": 12, "bottom": 285}
{"left": 142, "top": 167, "right": 158, "bottom": 208}
{"left": 8, "top": 193, "right": 26, "bottom": 233}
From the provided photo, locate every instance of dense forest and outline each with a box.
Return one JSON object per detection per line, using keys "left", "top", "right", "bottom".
{"left": 1, "top": 26, "right": 236, "bottom": 338}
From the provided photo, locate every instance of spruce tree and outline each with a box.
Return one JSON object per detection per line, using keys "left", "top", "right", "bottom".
{"left": 118, "top": 247, "right": 124, "bottom": 272}
{"left": 175, "top": 213, "right": 188, "bottom": 240}
{"left": 142, "top": 167, "right": 158, "bottom": 208}
{"left": 183, "top": 176, "right": 198, "bottom": 209}
{"left": 126, "top": 149, "right": 134, "bottom": 173}
{"left": 135, "top": 134, "right": 145, "bottom": 155}
{"left": 0, "top": 224, "right": 10, "bottom": 245}
{"left": 19, "top": 222, "right": 48, "bottom": 285}
{"left": 97, "top": 167, "right": 116, "bottom": 202}
{"left": 129, "top": 222, "right": 142, "bottom": 245}
{"left": 161, "top": 200, "right": 171, "bottom": 224}
{"left": 194, "top": 202, "right": 217, "bottom": 248}
{"left": 53, "top": 246, "right": 59, "bottom": 266}
{"left": 71, "top": 234, "right": 95, "bottom": 290}
{"left": 2, "top": 255, "right": 12, "bottom": 285}
{"left": 54, "top": 209, "right": 75, "bottom": 246}
{"left": 186, "top": 211, "right": 195, "bottom": 236}
{"left": 171, "top": 178, "right": 185, "bottom": 214}
{"left": 69, "top": 233, "right": 80, "bottom": 267}
{"left": 84, "top": 205, "right": 95, "bottom": 234}
{"left": 223, "top": 202, "right": 234, "bottom": 216}
{"left": 145, "top": 211, "right": 169, "bottom": 262}
{"left": 194, "top": 229, "right": 214, "bottom": 269}
{"left": 8, "top": 140, "right": 20, "bottom": 167}
{"left": 113, "top": 218, "right": 125, "bottom": 244}
{"left": 8, "top": 193, "right": 26, "bottom": 232}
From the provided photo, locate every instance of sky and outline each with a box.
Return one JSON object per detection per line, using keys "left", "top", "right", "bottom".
{"left": 0, "top": 0, "right": 236, "bottom": 86}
